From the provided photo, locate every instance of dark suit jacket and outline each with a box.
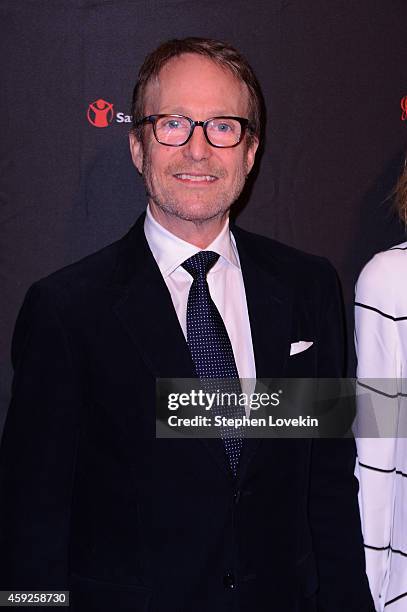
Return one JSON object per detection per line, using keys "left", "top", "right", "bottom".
{"left": 0, "top": 214, "right": 373, "bottom": 611}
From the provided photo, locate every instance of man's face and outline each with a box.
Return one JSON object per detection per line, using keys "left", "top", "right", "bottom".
{"left": 129, "top": 53, "right": 258, "bottom": 224}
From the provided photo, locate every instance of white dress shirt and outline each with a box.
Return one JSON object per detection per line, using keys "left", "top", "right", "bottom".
{"left": 144, "top": 205, "right": 256, "bottom": 382}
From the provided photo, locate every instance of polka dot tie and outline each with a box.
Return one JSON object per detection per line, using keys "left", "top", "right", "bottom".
{"left": 182, "top": 251, "right": 244, "bottom": 476}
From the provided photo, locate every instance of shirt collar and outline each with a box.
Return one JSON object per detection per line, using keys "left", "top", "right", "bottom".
{"left": 144, "top": 204, "right": 240, "bottom": 277}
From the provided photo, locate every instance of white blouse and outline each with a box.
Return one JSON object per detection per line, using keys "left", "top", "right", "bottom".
{"left": 355, "top": 242, "right": 407, "bottom": 611}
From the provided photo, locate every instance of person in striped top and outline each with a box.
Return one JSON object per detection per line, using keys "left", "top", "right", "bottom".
{"left": 355, "top": 162, "right": 407, "bottom": 611}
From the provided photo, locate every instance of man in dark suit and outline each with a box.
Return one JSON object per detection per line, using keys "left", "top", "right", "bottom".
{"left": 0, "top": 38, "right": 373, "bottom": 611}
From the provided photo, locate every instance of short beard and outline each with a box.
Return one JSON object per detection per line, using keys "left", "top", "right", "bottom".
{"left": 141, "top": 151, "right": 248, "bottom": 224}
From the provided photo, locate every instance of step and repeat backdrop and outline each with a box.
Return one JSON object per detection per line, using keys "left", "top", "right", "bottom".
{"left": 1, "top": 0, "right": 406, "bottom": 432}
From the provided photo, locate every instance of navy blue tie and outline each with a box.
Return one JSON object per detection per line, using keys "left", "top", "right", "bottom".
{"left": 182, "top": 251, "right": 244, "bottom": 475}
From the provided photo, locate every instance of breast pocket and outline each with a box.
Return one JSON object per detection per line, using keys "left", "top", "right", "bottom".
{"left": 287, "top": 343, "right": 317, "bottom": 377}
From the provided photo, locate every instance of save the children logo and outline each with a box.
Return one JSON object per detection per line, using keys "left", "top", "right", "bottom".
{"left": 401, "top": 96, "right": 407, "bottom": 121}
{"left": 86, "top": 98, "right": 132, "bottom": 128}
{"left": 87, "top": 99, "right": 115, "bottom": 127}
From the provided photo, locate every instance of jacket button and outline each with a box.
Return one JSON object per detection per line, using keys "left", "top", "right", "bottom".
{"left": 234, "top": 489, "right": 241, "bottom": 504}
{"left": 223, "top": 572, "right": 236, "bottom": 589}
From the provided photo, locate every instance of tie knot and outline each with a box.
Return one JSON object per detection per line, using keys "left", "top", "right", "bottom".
{"left": 181, "top": 251, "right": 220, "bottom": 279}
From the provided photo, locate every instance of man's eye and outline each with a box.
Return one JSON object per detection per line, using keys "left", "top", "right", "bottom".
{"left": 165, "top": 120, "right": 181, "bottom": 129}
{"left": 216, "top": 123, "right": 232, "bottom": 132}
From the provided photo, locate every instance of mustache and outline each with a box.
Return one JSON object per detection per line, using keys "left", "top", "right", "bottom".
{"left": 166, "top": 163, "right": 227, "bottom": 179}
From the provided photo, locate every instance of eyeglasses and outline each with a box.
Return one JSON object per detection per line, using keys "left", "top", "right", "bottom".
{"left": 136, "top": 114, "right": 252, "bottom": 148}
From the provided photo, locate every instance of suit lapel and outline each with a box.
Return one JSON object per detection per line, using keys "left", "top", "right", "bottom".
{"left": 232, "top": 226, "right": 293, "bottom": 480}
{"left": 112, "top": 216, "right": 195, "bottom": 378}
{"left": 233, "top": 225, "right": 292, "bottom": 379}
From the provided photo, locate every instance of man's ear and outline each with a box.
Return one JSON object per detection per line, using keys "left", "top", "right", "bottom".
{"left": 129, "top": 131, "right": 144, "bottom": 174}
{"left": 245, "top": 136, "right": 259, "bottom": 175}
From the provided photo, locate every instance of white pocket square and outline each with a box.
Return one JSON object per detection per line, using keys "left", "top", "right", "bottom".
{"left": 290, "top": 341, "right": 314, "bottom": 356}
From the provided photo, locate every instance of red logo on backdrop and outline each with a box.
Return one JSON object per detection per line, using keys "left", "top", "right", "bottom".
{"left": 401, "top": 96, "right": 407, "bottom": 121}
{"left": 87, "top": 98, "right": 114, "bottom": 128}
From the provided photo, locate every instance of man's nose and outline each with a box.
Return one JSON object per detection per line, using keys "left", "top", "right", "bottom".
{"left": 182, "top": 125, "right": 212, "bottom": 161}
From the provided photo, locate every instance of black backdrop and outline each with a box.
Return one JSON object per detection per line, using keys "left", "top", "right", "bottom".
{"left": 1, "top": 0, "right": 406, "bottom": 434}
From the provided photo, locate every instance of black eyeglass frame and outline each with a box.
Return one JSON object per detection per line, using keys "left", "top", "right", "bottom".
{"left": 135, "top": 114, "right": 253, "bottom": 148}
